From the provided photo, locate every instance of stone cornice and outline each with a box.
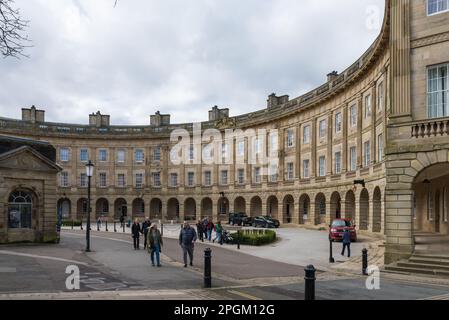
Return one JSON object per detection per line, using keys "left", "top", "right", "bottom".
{"left": 411, "top": 31, "right": 449, "bottom": 49}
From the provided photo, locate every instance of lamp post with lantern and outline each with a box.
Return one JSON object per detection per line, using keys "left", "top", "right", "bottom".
{"left": 85, "top": 160, "right": 94, "bottom": 252}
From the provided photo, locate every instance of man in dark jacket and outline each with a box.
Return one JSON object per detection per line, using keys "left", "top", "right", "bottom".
{"left": 142, "top": 218, "right": 150, "bottom": 249}
{"left": 179, "top": 222, "right": 197, "bottom": 267}
{"left": 131, "top": 219, "right": 142, "bottom": 250}
{"left": 341, "top": 229, "right": 352, "bottom": 258}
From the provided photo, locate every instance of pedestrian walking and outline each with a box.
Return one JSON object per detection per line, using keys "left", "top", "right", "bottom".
{"left": 120, "top": 215, "right": 125, "bottom": 228}
{"left": 213, "top": 221, "right": 223, "bottom": 244}
{"left": 142, "top": 218, "right": 150, "bottom": 249}
{"left": 341, "top": 229, "right": 352, "bottom": 258}
{"left": 202, "top": 218, "right": 208, "bottom": 240}
{"left": 196, "top": 220, "right": 204, "bottom": 242}
{"left": 97, "top": 217, "right": 101, "bottom": 230}
{"left": 179, "top": 221, "right": 197, "bottom": 267}
{"left": 131, "top": 219, "right": 142, "bottom": 250}
{"left": 206, "top": 218, "right": 214, "bottom": 242}
{"left": 147, "top": 223, "right": 163, "bottom": 267}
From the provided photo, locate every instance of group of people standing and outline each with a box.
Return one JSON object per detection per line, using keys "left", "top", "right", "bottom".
{"left": 196, "top": 218, "right": 223, "bottom": 244}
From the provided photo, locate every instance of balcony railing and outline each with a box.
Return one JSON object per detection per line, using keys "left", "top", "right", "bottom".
{"left": 411, "top": 118, "right": 449, "bottom": 138}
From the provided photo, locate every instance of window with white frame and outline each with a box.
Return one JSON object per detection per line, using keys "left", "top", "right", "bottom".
{"left": 377, "top": 81, "right": 384, "bottom": 111}
{"left": 203, "top": 144, "right": 213, "bottom": 161}
{"left": 135, "top": 173, "right": 143, "bottom": 188}
{"left": 303, "top": 125, "right": 310, "bottom": 144}
{"left": 350, "top": 104, "right": 358, "bottom": 127}
{"left": 335, "top": 112, "right": 342, "bottom": 133}
{"left": 363, "top": 141, "right": 371, "bottom": 167}
{"left": 335, "top": 152, "right": 342, "bottom": 174}
{"left": 220, "top": 170, "right": 228, "bottom": 185}
{"left": 187, "top": 172, "right": 195, "bottom": 187}
{"left": 153, "top": 147, "right": 161, "bottom": 161}
{"left": 237, "top": 141, "right": 245, "bottom": 157}
{"left": 319, "top": 120, "right": 327, "bottom": 138}
{"left": 80, "top": 173, "right": 87, "bottom": 187}
{"left": 428, "top": 0, "right": 449, "bottom": 15}
{"left": 60, "top": 172, "right": 69, "bottom": 187}
{"left": 378, "top": 134, "right": 384, "bottom": 162}
{"left": 238, "top": 169, "right": 245, "bottom": 184}
{"left": 253, "top": 137, "right": 263, "bottom": 155}
{"left": 80, "top": 149, "right": 89, "bottom": 162}
{"left": 60, "top": 148, "right": 70, "bottom": 162}
{"left": 222, "top": 143, "right": 229, "bottom": 160}
{"left": 170, "top": 148, "right": 179, "bottom": 163}
{"left": 170, "top": 173, "right": 178, "bottom": 187}
{"left": 135, "top": 149, "right": 144, "bottom": 163}
{"left": 254, "top": 167, "right": 261, "bottom": 184}
{"left": 189, "top": 145, "right": 195, "bottom": 161}
{"left": 269, "top": 165, "right": 278, "bottom": 182}
{"left": 99, "top": 149, "right": 107, "bottom": 162}
{"left": 99, "top": 173, "right": 107, "bottom": 187}
{"left": 350, "top": 146, "right": 357, "bottom": 171}
{"left": 287, "top": 162, "right": 294, "bottom": 181}
{"left": 270, "top": 133, "right": 278, "bottom": 152}
{"left": 117, "top": 174, "right": 126, "bottom": 187}
{"left": 287, "top": 129, "right": 294, "bottom": 148}
{"left": 364, "top": 95, "right": 372, "bottom": 118}
{"left": 117, "top": 149, "right": 126, "bottom": 163}
{"left": 152, "top": 172, "right": 161, "bottom": 187}
{"left": 428, "top": 63, "right": 449, "bottom": 118}
{"left": 319, "top": 156, "right": 326, "bottom": 177}
{"left": 204, "top": 171, "right": 212, "bottom": 186}
{"left": 303, "top": 159, "right": 310, "bottom": 179}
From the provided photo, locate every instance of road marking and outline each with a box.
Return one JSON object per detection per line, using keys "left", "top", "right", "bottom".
{"left": 0, "top": 250, "right": 89, "bottom": 266}
{"left": 420, "top": 293, "right": 449, "bottom": 300}
{"left": 227, "top": 290, "right": 262, "bottom": 300}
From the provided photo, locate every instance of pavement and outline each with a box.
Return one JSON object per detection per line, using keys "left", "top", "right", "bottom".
{"left": 1, "top": 226, "right": 449, "bottom": 300}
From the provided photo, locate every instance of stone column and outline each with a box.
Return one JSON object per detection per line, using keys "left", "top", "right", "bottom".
{"left": 342, "top": 105, "right": 348, "bottom": 173}
{"left": 309, "top": 200, "right": 316, "bottom": 226}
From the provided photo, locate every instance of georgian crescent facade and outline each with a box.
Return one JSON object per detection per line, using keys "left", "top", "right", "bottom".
{"left": 1, "top": 0, "right": 449, "bottom": 263}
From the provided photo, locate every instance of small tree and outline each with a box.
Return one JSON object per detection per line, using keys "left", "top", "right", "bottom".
{"left": 0, "top": 0, "right": 30, "bottom": 58}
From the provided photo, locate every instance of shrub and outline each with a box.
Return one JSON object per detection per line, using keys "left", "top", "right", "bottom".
{"left": 61, "top": 220, "right": 82, "bottom": 227}
{"left": 230, "top": 229, "right": 277, "bottom": 246}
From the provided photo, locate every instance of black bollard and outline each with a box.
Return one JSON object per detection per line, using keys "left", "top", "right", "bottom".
{"left": 161, "top": 223, "right": 164, "bottom": 237}
{"left": 304, "top": 265, "right": 316, "bottom": 301}
{"left": 329, "top": 238, "right": 335, "bottom": 263}
{"left": 114, "top": 221, "right": 117, "bottom": 232}
{"left": 220, "top": 232, "right": 223, "bottom": 246}
{"left": 81, "top": 220, "right": 83, "bottom": 231}
{"left": 71, "top": 220, "right": 74, "bottom": 230}
{"left": 105, "top": 221, "right": 108, "bottom": 232}
{"left": 362, "top": 248, "right": 368, "bottom": 276}
{"left": 123, "top": 223, "right": 125, "bottom": 233}
{"left": 204, "top": 248, "right": 212, "bottom": 288}
{"left": 237, "top": 230, "right": 241, "bottom": 250}
{"left": 97, "top": 223, "right": 100, "bottom": 231}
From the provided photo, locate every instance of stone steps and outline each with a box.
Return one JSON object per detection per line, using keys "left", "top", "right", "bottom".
{"left": 384, "top": 254, "right": 449, "bottom": 278}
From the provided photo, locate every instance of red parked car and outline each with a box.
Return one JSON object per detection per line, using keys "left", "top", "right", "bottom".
{"left": 329, "top": 219, "right": 357, "bottom": 242}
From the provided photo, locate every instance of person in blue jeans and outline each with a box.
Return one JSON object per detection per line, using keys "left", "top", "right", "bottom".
{"left": 341, "top": 229, "right": 352, "bottom": 258}
{"left": 147, "top": 223, "right": 163, "bottom": 267}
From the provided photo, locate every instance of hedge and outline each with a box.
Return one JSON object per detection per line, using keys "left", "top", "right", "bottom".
{"left": 61, "top": 220, "right": 82, "bottom": 227}
{"left": 230, "top": 229, "right": 277, "bottom": 246}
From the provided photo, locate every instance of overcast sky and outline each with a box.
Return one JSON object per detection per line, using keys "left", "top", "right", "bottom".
{"left": 0, "top": 0, "right": 385, "bottom": 125}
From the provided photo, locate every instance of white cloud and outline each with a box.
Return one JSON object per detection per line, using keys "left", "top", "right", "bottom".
{"left": 0, "top": 0, "right": 385, "bottom": 125}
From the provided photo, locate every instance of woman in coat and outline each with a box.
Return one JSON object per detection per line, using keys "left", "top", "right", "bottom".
{"left": 147, "top": 223, "right": 163, "bottom": 267}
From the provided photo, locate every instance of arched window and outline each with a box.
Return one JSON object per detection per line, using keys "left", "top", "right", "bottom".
{"left": 8, "top": 191, "right": 33, "bottom": 229}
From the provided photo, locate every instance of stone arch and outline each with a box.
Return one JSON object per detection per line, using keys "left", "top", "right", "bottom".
{"left": 149, "top": 198, "right": 162, "bottom": 220}
{"left": 283, "top": 195, "right": 294, "bottom": 224}
{"left": 314, "top": 193, "right": 326, "bottom": 225}
{"left": 372, "top": 187, "right": 382, "bottom": 233}
{"left": 359, "top": 188, "right": 370, "bottom": 231}
{"left": 76, "top": 198, "right": 88, "bottom": 220}
{"left": 96, "top": 198, "right": 110, "bottom": 218}
{"left": 201, "top": 197, "right": 213, "bottom": 219}
{"left": 217, "top": 197, "right": 229, "bottom": 219}
{"left": 132, "top": 198, "right": 145, "bottom": 218}
{"left": 57, "top": 198, "right": 71, "bottom": 220}
{"left": 250, "top": 196, "right": 262, "bottom": 217}
{"left": 234, "top": 197, "right": 246, "bottom": 213}
{"left": 184, "top": 198, "right": 196, "bottom": 221}
{"left": 267, "top": 196, "right": 279, "bottom": 218}
{"left": 344, "top": 190, "right": 355, "bottom": 221}
{"left": 299, "top": 194, "right": 310, "bottom": 224}
{"left": 167, "top": 198, "right": 180, "bottom": 221}
{"left": 330, "top": 192, "right": 342, "bottom": 221}
{"left": 113, "top": 198, "right": 126, "bottom": 219}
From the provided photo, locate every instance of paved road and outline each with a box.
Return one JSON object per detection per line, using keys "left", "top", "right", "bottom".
{"left": 1, "top": 230, "right": 449, "bottom": 300}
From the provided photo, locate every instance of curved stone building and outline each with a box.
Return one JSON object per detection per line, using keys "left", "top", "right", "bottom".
{"left": 0, "top": 0, "right": 448, "bottom": 263}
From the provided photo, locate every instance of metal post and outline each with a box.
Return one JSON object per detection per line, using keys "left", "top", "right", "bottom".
{"left": 362, "top": 248, "right": 368, "bottom": 275}
{"left": 237, "top": 230, "right": 241, "bottom": 250}
{"left": 86, "top": 175, "right": 91, "bottom": 252}
{"left": 105, "top": 220, "right": 108, "bottom": 232}
{"left": 304, "top": 265, "right": 316, "bottom": 301}
{"left": 329, "top": 239, "right": 335, "bottom": 263}
{"left": 204, "top": 248, "right": 212, "bottom": 288}
{"left": 123, "top": 222, "right": 125, "bottom": 233}
{"left": 81, "top": 218, "right": 83, "bottom": 230}
{"left": 71, "top": 220, "right": 74, "bottom": 230}
{"left": 97, "top": 221, "right": 100, "bottom": 231}
{"left": 161, "top": 223, "right": 164, "bottom": 237}
{"left": 114, "top": 221, "right": 117, "bottom": 232}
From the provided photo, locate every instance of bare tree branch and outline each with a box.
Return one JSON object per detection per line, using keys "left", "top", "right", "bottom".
{"left": 0, "top": 0, "right": 31, "bottom": 58}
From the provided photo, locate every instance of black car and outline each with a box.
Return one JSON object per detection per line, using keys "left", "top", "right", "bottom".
{"left": 252, "top": 216, "right": 280, "bottom": 228}
{"left": 229, "top": 213, "right": 253, "bottom": 226}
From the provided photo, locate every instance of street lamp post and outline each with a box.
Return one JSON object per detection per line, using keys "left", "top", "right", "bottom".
{"left": 85, "top": 160, "right": 94, "bottom": 252}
